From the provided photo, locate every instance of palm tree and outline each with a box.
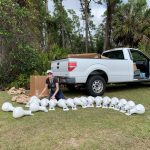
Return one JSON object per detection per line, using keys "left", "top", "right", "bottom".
{"left": 112, "top": 0, "right": 150, "bottom": 48}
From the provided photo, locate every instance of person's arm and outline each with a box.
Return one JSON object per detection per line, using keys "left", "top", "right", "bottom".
{"left": 51, "top": 83, "right": 59, "bottom": 99}
{"left": 39, "top": 84, "right": 48, "bottom": 98}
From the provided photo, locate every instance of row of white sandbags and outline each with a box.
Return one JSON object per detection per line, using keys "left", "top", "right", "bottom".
{"left": 26, "top": 96, "right": 145, "bottom": 116}
{"left": 1, "top": 95, "right": 145, "bottom": 118}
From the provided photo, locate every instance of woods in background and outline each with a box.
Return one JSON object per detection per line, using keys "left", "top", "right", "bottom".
{"left": 0, "top": 0, "right": 150, "bottom": 88}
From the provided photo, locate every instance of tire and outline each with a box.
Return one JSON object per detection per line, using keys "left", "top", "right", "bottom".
{"left": 86, "top": 76, "right": 106, "bottom": 96}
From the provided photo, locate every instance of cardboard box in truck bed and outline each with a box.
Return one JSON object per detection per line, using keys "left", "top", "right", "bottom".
{"left": 68, "top": 53, "right": 100, "bottom": 58}
{"left": 67, "top": 53, "right": 108, "bottom": 59}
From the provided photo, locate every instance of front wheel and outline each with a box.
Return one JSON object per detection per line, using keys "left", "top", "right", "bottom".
{"left": 86, "top": 76, "right": 106, "bottom": 96}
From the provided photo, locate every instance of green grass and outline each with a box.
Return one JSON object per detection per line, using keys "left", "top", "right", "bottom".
{"left": 0, "top": 83, "right": 150, "bottom": 150}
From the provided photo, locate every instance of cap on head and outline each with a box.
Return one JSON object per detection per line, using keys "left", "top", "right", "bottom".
{"left": 46, "top": 70, "right": 53, "bottom": 74}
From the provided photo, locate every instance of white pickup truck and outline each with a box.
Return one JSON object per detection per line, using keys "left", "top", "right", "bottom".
{"left": 51, "top": 48, "right": 150, "bottom": 96}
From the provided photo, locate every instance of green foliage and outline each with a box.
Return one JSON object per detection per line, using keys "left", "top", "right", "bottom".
{"left": 138, "top": 42, "right": 150, "bottom": 56}
{"left": 111, "top": 0, "right": 150, "bottom": 51}
{"left": 9, "top": 74, "right": 29, "bottom": 89}
{"left": 9, "top": 44, "right": 41, "bottom": 76}
{"left": 39, "top": 53, "right": 50, "bottom": 72}
{"left": 49, "top": 44, "right": 68, "bottom": 60}
{"left": 94, "top": 24, "right": 104, "bottom": 53}
{"left": 38, "top": 44, "right": 68, "bottom": 75}
{"left": 50, "top": 0, "right": 73, "bottom": 49}
{"left": 47, "top": 1, "right": 88, "bottom": 53}
{"left": 0, "top": 44, "right": 42, "bottom": 89}
{"left": 0, "top": 0, "right": 48, "bottom": 88}
{"left": 0, "top": 64, "right": 8, "bottom": 89}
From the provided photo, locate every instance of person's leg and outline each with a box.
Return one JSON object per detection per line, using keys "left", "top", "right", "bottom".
{"left": 49, "top": 91, "right": 54, "bottom": 100}
{"left": 55, "top": 90, "right": 65, "bottom": 100}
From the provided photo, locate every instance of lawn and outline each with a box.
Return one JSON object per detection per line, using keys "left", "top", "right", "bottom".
{"left": 0, "top": 83, "right": 150, "bottom": 150}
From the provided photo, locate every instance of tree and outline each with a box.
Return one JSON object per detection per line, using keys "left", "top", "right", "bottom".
{"left": 48, "top": 0, "right": 86, "bottom": 54}
{"left": 80, "top": 0, "right": 92, "bottom": 53}
{"left": 111, "top": 0, "right": 150, "bottom": 51}
{"left": 52, "top": 0, "right": 73, "bottom": 49}
{"left": 94, "top": 24, "right": 104, "bottom": 53}
{"left": 94, "top": 0, "right": 121, "bottom": 50}
{"left": 67, "top": 9, "right": 85, "bottom": 53}
{"left": 0, "top": 0, "right": 47, "bottom": 88}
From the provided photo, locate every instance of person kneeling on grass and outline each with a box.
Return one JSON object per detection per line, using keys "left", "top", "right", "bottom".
{"left": 39, "top": 70, "right": 65, "bottom": 100}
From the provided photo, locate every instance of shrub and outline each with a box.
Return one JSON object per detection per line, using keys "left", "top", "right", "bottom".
{"left": 0, "top": 44, "right": 42, "bottom": 89}
{"left": 9, "top": 74, "right": 29, "bottom": 89}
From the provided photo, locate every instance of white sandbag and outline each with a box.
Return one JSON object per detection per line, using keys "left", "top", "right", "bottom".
{"left": 122, "top": 101, "right": 135, "bottom": 113}
{"left": 115, "top": 98, "right": 127, "bottom": 111}
{"left": 49, "top": 99, "right": 58, "bottom": 110}
{"left": 102, "top": 96, "right": 111, "bottom": 108}
{"left": 29, "top": 103, "right": 48, "bottom": 112}
{"left": 40, "top": 98, "right": 49, "bottom": 107}
{"left": 73, "top": 97, "right": 84, "bottom": 108}
{"left": 109, "top": 97, "right": 119, "bottom": 109}
{"left": 57, "top": 99, "right": 69, "bottom": 111}
{"left": 66, "top": 98, "right": 77, "bottom": 110}
{"left": 87, "top": 96, "right": 94, "bottom": 107}
{"left": 25, "top": 96, "right": 41, "bottom": 107}
{"left": 94, "top": 96, "right": 103, "bottom": 107}
{"left": 80, "top": 97, "right": 88, "bottom": 108}
{"left": 125, "top": 104, "right": 145, "bottom": 116}
{"left": 2, "top": 102, "right": 15, "bottom": 112}
{"left": 13, "top": 107, "right": 33, "bottom": 118}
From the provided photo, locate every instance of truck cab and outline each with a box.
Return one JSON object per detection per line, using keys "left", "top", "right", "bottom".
{"left": 102, "top": 48, "right": 150, "bottom": 80}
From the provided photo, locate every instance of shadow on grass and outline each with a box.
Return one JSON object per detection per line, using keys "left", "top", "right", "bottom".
{"left": 106, "top": 82, "right": 150, "bottom": 93}
{"left": 63, "top": 82, "right": 150, "bottom": 97}
{"left": 63, "top": 88, "right": 87, "bottom": 98}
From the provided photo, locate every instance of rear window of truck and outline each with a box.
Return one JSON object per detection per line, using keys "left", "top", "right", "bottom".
{"left": 102, "top": 50, "right": 124, "bottom": 59}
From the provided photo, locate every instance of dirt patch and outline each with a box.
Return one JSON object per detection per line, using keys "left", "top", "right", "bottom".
{"left": 131, "top": 138, "right": 150, "bottom": 150}
{"left": 67, "top": 138, "right": 79, "bottom": 147}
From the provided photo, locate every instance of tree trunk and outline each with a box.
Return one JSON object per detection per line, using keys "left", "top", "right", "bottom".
{"left": 61, "top": 24, "right": 65, "bottom": 49}
{"left": 103, "top": 0, "right": 111, "bottom": 50}
{"left": 103, "top": 0, "right": 116, "bottom": 50}
{"left": 59, "top": 0, "right": 65, "bottom": 49}
{"left": 80, "top": 0, "right": 90, "bottom": 53}
{"left": 85, "top": 0, "right": 89, "bottom": 53}
{"left": 0, "top": 37, "right": 3, "bottom": 64}
{"left": 43, "top": 0, "right": 48, "bottom": 51}
{"left": 89, "top": 30, "right": 94, "bottom": 50}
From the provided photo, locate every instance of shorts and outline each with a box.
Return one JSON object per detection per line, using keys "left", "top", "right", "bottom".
{"left": 49, "top": 90, "right": 65, "bottom": 100}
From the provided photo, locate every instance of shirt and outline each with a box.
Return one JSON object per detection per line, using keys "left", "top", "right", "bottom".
{"left": 46, "top": 77, "right": 58, "bottom": 92}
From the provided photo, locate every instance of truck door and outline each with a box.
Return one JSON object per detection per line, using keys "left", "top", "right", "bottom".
{"left": 102, "top": 50, "right": 132, "bottom": 82}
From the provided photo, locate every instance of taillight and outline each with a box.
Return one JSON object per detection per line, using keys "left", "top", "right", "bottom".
{"left": 68, "top": 62, "right": 77, "bottom": 72}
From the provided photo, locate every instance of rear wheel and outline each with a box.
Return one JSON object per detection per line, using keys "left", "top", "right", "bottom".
{"left": 86, "top": 76, "right": 106, "bottom": 96}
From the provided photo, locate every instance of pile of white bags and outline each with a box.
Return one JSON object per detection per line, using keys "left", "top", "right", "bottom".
{"left": 1, "top": 95, "right": 145, "bottom": 118}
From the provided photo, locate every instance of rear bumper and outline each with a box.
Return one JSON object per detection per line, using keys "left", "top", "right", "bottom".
{"left": 58, "top": 77, "right": 76, "bottom": 84}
